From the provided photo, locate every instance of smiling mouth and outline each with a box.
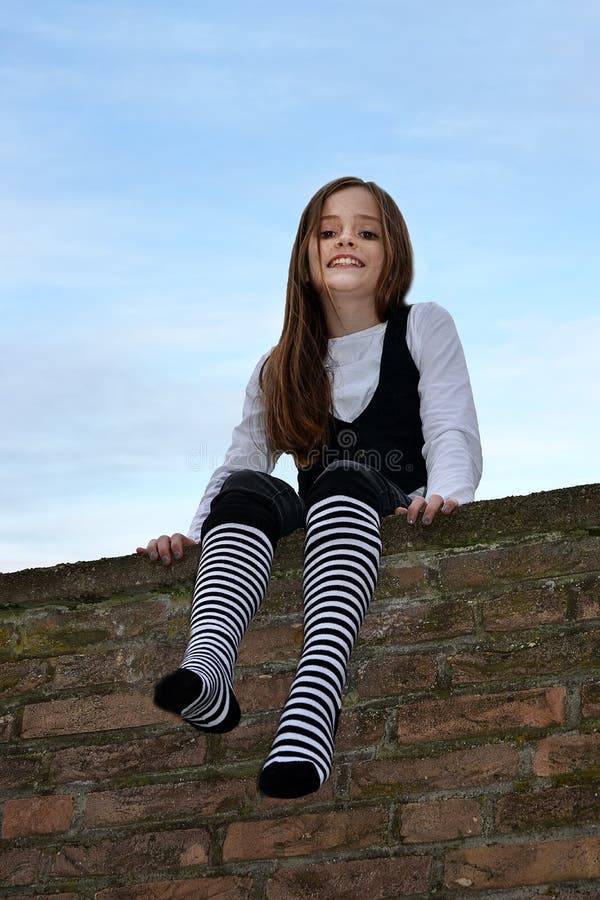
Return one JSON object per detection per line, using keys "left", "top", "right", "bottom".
{"left": 327, "top": 256, "right": 365, "bottom": 268}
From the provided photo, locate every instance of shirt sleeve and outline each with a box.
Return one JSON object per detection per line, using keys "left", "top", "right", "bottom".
{"left": 186, "top": 350, "right": 275, "bottom": 542}
{"left": 406, "top": 302, "right": 483, "bottom": 505}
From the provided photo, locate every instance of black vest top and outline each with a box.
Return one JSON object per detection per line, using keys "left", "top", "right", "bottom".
{"left": 297, "top": 303, "right": 427, "bottom": 500}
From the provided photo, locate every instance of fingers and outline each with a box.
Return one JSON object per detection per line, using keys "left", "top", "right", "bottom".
{"left": 440, "top": 497, "right": 459, "bottom": 516}
{"left": 406, "top": 496, "right": 428, "bottom": 524}
{"left": 420, "top": 495, "right": 444, "bottom": 525}
{"left": 394, "top": 495, "right": 459, "bottom": 526}
{"left": 136, "top": 533, "right": 196, "bottom": 565}
{"left": 135, "top": 539, "right": 159, "bottom": 560}
{"left": 170, "top": 534, "right": 196, "bottom": 562}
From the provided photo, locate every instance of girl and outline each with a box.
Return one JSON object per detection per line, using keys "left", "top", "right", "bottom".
{"left": 137, "top": 176, "right": 482, "bottom": 799}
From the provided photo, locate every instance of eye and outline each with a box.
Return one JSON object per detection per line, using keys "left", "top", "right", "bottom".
{"left": 359, "top": 230, "right": 379, "bottom": 240}
{"left": 320, "top": 230, "right": 336, "bottom": 239}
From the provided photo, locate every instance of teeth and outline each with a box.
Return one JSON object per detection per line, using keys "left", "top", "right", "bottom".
{"left": 329, "top": 257, "right": 363, "bottom": 267}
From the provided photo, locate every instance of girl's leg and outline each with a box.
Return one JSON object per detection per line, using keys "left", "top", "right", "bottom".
{"left": 258, "top": 461, "right": 389, "bottom": 798}
{"left": 154, "top": 470, "right": 304, "bottom": 733}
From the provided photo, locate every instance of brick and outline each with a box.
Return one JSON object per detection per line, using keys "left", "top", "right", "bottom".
{"left": 440, "top": 536, "right": 600, "bottom": 591}
{"left": 22, "top": 692, "right": 172, "bottom": 738}
{"left": 352, "top": 652, "right": 435, "bottom": 697}
{"left": 361, "top": 597, "right": 475, "bottom": 645}
{"left": 50, "top": 731, "right": 206, "bottom": 783}
{"left": 0, "top": 848, "right": 40, "bottom": 886}
{"left": 266, "top": 855, "right": 432, "bottom": 898}
{"left": 2, "top": 794, "right": 74, "bottom": 837}
{"left": 0, "top": 750, "right": 43, "bottom": 790}
{"left": 84, "top": 777, "right": 253, "bottom": 827}
{"left": 534, "top": 734, "right": 600, "bottom": 776}
{"left": 400, "top": 797, "right": 482, "bottom": 842}
{"left": 449, "top": 628, "right": 600, "bottom": 684}
{"left": 396, "top": 687, "right": 566, "bottom": 743}
{"left": 572, "top": 573, "right": 600, "bottom": 620}
{"left": 444, "top": 835, "right": 600, "bottom": 889}
{"left": 259, "top": 776, "right": 337, "bottom": 807}
{"left": 495, "top": 785, "right": 600, "bottom": 832}
{"left": 223, "top": 807, "right": 387, "bottom": 861}
{"left": 481, "top": 583, "right": 567, "bottom": 631}
{"left": 236, "top": 671, "right": 293, "bottom": 712}
{"left": 350, "top": 744, "right": 519, "bottom": 798}
{"left": 128, "top": 637, "right": 183, "bottom": 683}
{"left": 94, "top": 876, "right": 253, "bottom": 899}
{"left": 52, "top": 828, "right": 209, "bottom": 876}
{"left": 545, "top": 891, "right": 600, "bottom": 900}
{"left": 0, "top": 712, "right": 15, "bottom": 741}
{"left": 0, "top": 621, "right": 16, "bottom": 661}
{"left": 262, "top": 574, "right": 303, "bottom": 616}
{"left": 10, "top": 895, "right": 78, "bottom": 900}
{"left": 52, "top": 649, "right": 133, "bottom": 689}
{"left": 337, "top": 705, "right": 389, "bottom": 752}
{"left": 14, "top": 598, "right": 169, "bottom": 656}
{"left": 238, "top": 622, "right": 303, "bottom": 664}
{"left": 218, "top": 719, "right": 277, "bottom": 760}
{"left": 0, "top": 657, "right": 49, "bottom": 696}
{"left": 376, "top": 563, "right": 431, "bottom": 598}
{"left": 581, "top": 680, "right": 600, "bottom": 719}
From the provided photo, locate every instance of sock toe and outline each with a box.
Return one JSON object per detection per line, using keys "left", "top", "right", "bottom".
{"left": 154, "top": 668, "right": 203, "bottom": 714}
{"left": 258, "top": 761, "right": 321, "bottom": 798}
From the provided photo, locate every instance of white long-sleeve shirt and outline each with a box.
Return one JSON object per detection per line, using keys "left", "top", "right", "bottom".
{"left": 187, "top": 302, "right": 482, "bottom": 542}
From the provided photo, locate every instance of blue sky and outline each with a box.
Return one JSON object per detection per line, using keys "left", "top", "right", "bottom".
{"left": 2, "top": 0, "right": 598, "bottom": 572}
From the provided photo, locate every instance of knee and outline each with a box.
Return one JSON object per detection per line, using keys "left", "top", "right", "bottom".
{"left": 219, "top": 469, "right": 270, "bottom": 496}
{"left": 305, "top": 461, "right": 380, "bottom": 512}
{"left": 202, "top": 470, "right": 301, "bottom": 547}
{"left": 209, "top": 470, "right": 277, "bottom": 519}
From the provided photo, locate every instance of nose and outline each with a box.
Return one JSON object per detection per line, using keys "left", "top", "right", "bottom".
{"left": 336, "top": 231, "right": 355, "bottom": 247}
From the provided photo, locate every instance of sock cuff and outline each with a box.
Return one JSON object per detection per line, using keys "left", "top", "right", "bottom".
{"left": 201, "top": 522, "right": 275, "bottom": 557}
{"left": 305, "top": 493, "right": 380, "bottom": 529}
{"left": 200, "top": 495, "right": 281, "bottom": 549}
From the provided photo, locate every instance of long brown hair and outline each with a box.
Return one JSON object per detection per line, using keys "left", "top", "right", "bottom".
{"left": 259, "top": 176, "right": 413, "bottom": 466}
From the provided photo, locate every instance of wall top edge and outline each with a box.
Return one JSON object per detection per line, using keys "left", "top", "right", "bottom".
{"left": 1, "top": 482, "right": 598, "bottom": 609}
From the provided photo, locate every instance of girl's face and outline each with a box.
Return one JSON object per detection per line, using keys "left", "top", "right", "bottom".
{"left": 308, "top": 186, "right": 385, "bottom": 306}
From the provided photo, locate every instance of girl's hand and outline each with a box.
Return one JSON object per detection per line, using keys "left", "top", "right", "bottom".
{"left": 136, "top": 533, "right": 196, "bottom": 565}
{"left": 393, "top": 494, "right": 459, "bottom": 526}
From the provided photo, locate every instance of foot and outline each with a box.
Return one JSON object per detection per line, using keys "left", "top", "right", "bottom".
{"left": 257, "top": 708, "right": 340, "bottom": 798}
{"left": 154, "top": 667, "right": 241, "bottom": 734}
{"left": 258, "top": 760, "right": 321, "bottom": 798}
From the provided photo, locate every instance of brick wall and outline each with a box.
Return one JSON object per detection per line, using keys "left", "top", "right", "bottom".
{"left": 1, "top": 483, "right": 599, "bottom": 899}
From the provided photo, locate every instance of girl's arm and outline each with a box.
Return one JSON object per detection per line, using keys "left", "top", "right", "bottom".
{"left": 400, "top": 301, "right": 483, "bottom": 524}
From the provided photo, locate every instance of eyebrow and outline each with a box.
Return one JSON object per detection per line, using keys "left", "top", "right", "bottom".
{"left": 321, "top": 214, "right": 381, "bottom": 223}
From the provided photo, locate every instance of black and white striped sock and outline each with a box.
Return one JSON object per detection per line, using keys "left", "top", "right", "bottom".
{"left": 258, "top": 492, "right": 381, "bottom": 797}
{"left": 154, "top": 521, "right": 274, "bottom": 732}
